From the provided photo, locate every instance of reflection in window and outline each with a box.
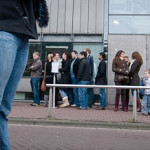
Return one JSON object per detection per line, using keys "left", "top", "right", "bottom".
{"left": 109, "top": 16, "right": 150, "bottom": 34}
{"left": 109, "top": 0, "right": 150, "bottom": 14}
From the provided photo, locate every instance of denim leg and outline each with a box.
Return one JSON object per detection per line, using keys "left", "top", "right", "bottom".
{"left": 31, "top": 78, "right": 40, "bottom": 105}
{"left": 0, "top": 31, "right": 29, "bottom": 150}
{"left": 71, "top": 77, "right": 79, "bottom": 106}
{"left": 142, "top": 95, "right": 147, "bottom": 114}
{"left": 67, "top": 88, "right": 74, "bottom": 105}
{"left": 99, "top": 88, "right": 106, "bottom": 108}
{"left": 87, "top": 80, "right": 94, "bottom": 107}
{"left": 78, "top": 81, "right": 89, "bottom": 109}
{"left": 59, "top": 89, "right": 68, "bottom": 98}
{"left": 147, "top": 95, "right": 150, "bottom": 113}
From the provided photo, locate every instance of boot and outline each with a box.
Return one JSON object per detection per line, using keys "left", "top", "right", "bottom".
{"left": 59, "top": 96, "right": 69, "bottom": 108}
{"left": 44, "top": 95, "right": 49, "bottom": 107}
{"left": 137, "top": 98, "right": 141, "bottom": 112}
{"left": 114, "top": 100, "right": 119, "bottom": 111}
{"left": 122, "top": 100, "right": 128, "bottom": 112}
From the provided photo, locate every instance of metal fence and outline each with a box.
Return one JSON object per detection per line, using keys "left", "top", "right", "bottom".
{"left": 46, "top": 84, "right": 150, "bottom": 122}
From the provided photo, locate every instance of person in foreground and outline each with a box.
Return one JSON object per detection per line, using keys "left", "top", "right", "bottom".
{"left": 0, "top": 0, "right": 49, "bottom": 149}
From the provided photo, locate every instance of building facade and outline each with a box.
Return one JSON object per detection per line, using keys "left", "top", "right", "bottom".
{"left": 16, "top": 0, "right": 150, "bottom": 105}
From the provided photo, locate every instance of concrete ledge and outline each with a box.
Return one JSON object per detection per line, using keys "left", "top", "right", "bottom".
{"left": 8, "top": 117, "right": 150, "bottom": 130}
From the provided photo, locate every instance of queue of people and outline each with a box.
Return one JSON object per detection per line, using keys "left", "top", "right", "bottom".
{"left": 29, "top": 49, "right": 150, "bottom": 116}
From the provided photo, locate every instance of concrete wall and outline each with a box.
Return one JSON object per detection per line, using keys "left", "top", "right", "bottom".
{"left": 107, "top": 35, "right": 147, "bottom": 105}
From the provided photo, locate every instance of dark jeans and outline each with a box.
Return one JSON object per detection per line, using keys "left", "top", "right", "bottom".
{"left": 115, "top": 81, "right": 126, "bottom": 100}
{"left": 31, "top": 78, "right": 40, "bottom": 105}
{"left": 87, "top": 80, "right": 95, "bottom": 107}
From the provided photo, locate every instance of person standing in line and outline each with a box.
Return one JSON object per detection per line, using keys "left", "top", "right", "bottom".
{"left": 59, "top": 53, "right": 72, "bottom": 107}
{"left": 124, "top": 55, "right": 130, "bottom": 110}
{"left": 77, "top": 51, "right": 90, "bottom": 110}
{"left": 140, "top": 69, "right": 150, "bottom": 116}
{"left": 129, "top": 51, "right": 143, "bottom": 112}
{"left": 0, "top": 0, "right": 49, "bottom": 149}
{"left": 112, "top": 50, "right": 129, "bottom": 112}
{"left": 43, "top": 54, "right": 54, "bottom": 107}
{"left": 70, "top": 50, "right": 80, "bottom": 107}
{"left": 95, "top": 52, "right": 107, "bottom": 110}
{"left": 84, "top": 48, "right": 95, "bottom": 108}
{"left": 30, "top": 52, "right": 42, "bottom": 106}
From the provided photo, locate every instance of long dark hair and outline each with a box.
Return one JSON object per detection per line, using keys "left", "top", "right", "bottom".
{"left": 113, "top": 50, "right": 125, "bottom": 64}
{"left": 132, "top": 51, "right": 143, "bottom": 65}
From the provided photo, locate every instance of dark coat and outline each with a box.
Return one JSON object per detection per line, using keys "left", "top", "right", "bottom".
{"left": 0, "top": 0, "right": 38, "bottom": 39}
{"left": 95, "top": 59, "right": 107, "bottom": 85}
{"left": 59, "top": 60, "right": 72, "bottom": 84}
{"left": 112, "top": 59, "right": 129, "bottom": 82}
{"left": 77, "top": 58, "right": 90, "bottom": 82}
{"left": 129, "top": 60, "right": 141, "bottom": 86}
{"left": 87, "top": 55, "right": 94, "bottom": 77}
{"left": 72, "top": 58, "right": 80, "bottom": 79}
{"left": 45, "top": 62, "right": 53, "bottom": 84}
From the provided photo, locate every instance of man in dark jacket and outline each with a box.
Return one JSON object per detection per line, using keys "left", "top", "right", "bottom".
{"left": 84, "top": 48, "right": 95, "bottom": 108}
{"left": 30, "top": 52, "right": 42, "bottom": 106}
{"left": 77, "top": 51, "right": 90, "bottom": 109}
{"left": 70, "top": 50, "right": 80, "bottom": 106}
{"left": 0, "top": 1, "right": 49, "bottom": 149}
{"left": 95, "top": 52, "right": 107, "bottom": 110}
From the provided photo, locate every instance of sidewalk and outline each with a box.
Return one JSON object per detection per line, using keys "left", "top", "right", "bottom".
{"left": 9, "top": 102, "right": 150, "bottom": 124}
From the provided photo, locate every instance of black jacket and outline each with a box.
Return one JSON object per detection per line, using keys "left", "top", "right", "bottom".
{"left": 0, "top": 0, "right": 38, "bottom": 39}
{"left": 77, "top": 58, "right": 90, "bottom": 82}
{"left": 95, "top": 59, "right": 107, "bottom": 85}
{"left": 59, "top": 60, "right": 72, "bottom": 84}
{"left": 72, "top": 58, "right": 80, "bottom": 79}
{"left": 129, "top": 60, "right": 141, "bottom": 86}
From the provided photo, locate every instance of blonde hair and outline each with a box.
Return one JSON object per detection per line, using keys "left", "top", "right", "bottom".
{"left": 33, "top": 52, "right": 40, "bottom": 56}
{"left": 47, "top": 54, "right": 53, "bottom": 62}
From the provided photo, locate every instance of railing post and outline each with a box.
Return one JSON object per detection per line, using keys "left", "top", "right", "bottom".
{"left": 48, "top": 87, "right": 52, "bottom": 118}
{"left": 52, "top": 74, "right": 56, "bottom": 108}
{"left": 133, "top": 89, "right": 137, "bottom": 122}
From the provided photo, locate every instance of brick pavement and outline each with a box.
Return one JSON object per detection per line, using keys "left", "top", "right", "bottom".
{"left": 9, "top": 102, "right": 150, "bottom": 123}
{"left": 9, "top": 125, "right": 150, "bottom": 150}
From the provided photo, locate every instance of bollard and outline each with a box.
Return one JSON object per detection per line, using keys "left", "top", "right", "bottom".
{"left": 48, "top": 87, "right": 52, "bottom": 118}
{"left": 133, "top": 89, "right": 137, "bottom": 122}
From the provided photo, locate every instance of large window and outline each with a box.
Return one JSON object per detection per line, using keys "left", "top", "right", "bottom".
{"left": 109, "top": 0, "right": 150, "bottom": 34}
{"left": 109, "top": 0, "right": 150, "bottom": 14}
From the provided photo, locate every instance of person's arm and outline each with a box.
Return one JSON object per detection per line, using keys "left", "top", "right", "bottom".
{"left": 29, "top": 60, "right": 42, "bottom": 71}
{"left": 129, "top": 60, "right": 140, "bottom": 76}
{"left": 96, "top": 61, "right": 106, "bottom": 78}
{"left": 77, "top": 60, "right": 84, "bottom": 82}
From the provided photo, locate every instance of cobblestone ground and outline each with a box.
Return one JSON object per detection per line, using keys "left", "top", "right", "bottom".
{"left": 9, "top": 124, "right": 150, "bottom": 150}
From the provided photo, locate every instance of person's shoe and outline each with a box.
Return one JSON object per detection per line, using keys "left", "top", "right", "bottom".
{"left": 137, "top": 108, "right": 141, "bottom": 112}
{"left": 59, "top": 97, "right": 69, "bottom": 108}
{"left": 71, "top": 104, "right": 76, "bottom": 107}
{"left": 30, "top": 103, "right": 39, "bottom": 106}
{"left": 142, "top": 113, "right": 148, "bottom": 116}
{"left": 114, "top": 107, "right": 118, "bottom": 111}
{"left": 123, "top": 107, "right": 128, "bottom": 112}
{"left": 95, "top": 106, "right": 105, "bottom": 110}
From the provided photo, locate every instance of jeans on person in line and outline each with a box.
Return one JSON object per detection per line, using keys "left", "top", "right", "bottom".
{"left": 78, "top": 81, "right": 89, "bottom": 109}
{"left": 142, "top": 95, "right": 150, "bottom": 114}
{"left": 99, "top": 88, "right": 106, "bottom": 108}
{"left": 31, "top": 78, "right": 40, "bottom": 105}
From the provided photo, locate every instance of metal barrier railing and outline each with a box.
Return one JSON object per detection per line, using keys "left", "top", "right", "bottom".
{"left": 46, "top": 84, "right": 150, "bottom": 122}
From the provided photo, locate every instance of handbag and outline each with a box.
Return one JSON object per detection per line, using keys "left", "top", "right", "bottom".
{"left": 41, "top": 62, "right": 47, "bottom": 92}
{"left": 117, "top": 74, "right": 129, "bottom": 82}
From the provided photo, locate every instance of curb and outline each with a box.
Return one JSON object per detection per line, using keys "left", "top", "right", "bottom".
{"left": 8, "top": 117, "right": 150, "bottom": 130}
